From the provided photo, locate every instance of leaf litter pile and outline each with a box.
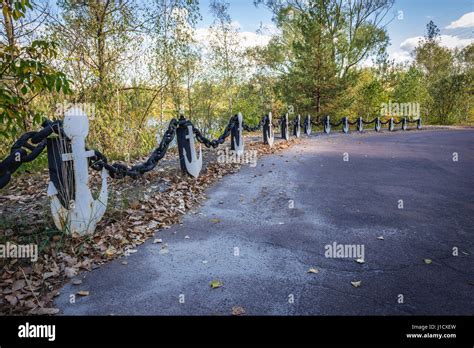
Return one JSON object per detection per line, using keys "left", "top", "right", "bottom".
{"left": 0, "top": 136, "right": 299, "bottom": 315}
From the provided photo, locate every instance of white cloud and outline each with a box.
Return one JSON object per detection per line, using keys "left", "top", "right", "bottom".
{"left": 194, "top": 27, "right": 271, "bottom": 50}
{"left": 389, "top": 50, "right": 412, "bottom": 64}
{"left": 238, "top": 31, "right": 271, "bottom": 48}
{"left": 446, "top": 12, "right": 474, "bottom": 29}
{"left": 400, "top": 34, "right": 473, "bottom": 52}
{"left": 390, "top": 33, "right": 473, "bottom": 64}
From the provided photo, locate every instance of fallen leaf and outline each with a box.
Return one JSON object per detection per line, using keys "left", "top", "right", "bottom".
{"left": 184, "top": 235, "right": 190, "bottom": 239}
{"left": 64, "top": 267, "right": 78, "bottom": 278}
{"left": 121, "top": 261, "right": 128, "bottom": 265}
{"left": 12, "top": 279, "right": 26, "bottom": 291}
{"left": 424, "top": 259, "right": 432, "bottom": 264}
{"left": 153, "top": 239, "right": 163, "bottom": 244}
{"left": 307, "top": 268, "right": 319, "bottom": 274}
{"left": 105, "top": 247, "right": 116, "bottom": 257}
{"left": 77, "top": 291, "right": 89, "bottom": 296}
{"left": 377, "top": 236, "right": 384, "bottom": 240}
{"left": 232, "top": 306, "right": 245, "bottom": 316}
{"left": 351, "top": 281, "right": 362, "bottom": 288}
{"left": 159, "top": 248, "right": 169, "bottom": 255}
{"left": 129, "top": 200, "right": 141, "bottom": 210}
{"left": 210, "top": 280, "right": 223, "bottom": 289}
{"left": 30, "top": 308, "right": 59, "bottom": 315}
{"left": 5, "top": 295, "right": 17, "bottom": 306}
{"left": 43, "top": 272, "right": 57, "bottom": 280}
{"left": 210, "top": 218, "right": 220, "bottom": 223}
{"left": 355, "top": 258, "right": 365, "bottom": 264}
{"left": 147, "top": 220, "right": 159, "bottom": 229}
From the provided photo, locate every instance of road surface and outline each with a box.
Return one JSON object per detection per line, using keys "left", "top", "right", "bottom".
{"left": 55, "top": 128, "right": 474, "bottom": 315}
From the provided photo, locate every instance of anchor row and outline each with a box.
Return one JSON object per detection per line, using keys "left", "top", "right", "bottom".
{"left": 0, "top": 108, "right": 422, "bottom": 235}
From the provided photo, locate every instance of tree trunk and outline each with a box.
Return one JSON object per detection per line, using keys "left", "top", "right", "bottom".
{"left": 316, "top": 88, "right": 321, "bottom": 113}
{"left": 2, "top": 0, "right": 15, "bottom": 46}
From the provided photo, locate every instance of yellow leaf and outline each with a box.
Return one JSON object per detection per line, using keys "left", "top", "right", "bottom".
{"left": 77, "top": 291, "right": 89, "bottom": 296}
{"left": 210, "top": 280, "right": 223, "bottom": 289}
{"left": 232, "top": 306, "right": 245, "bottom": 316}
{"left": 105, "top": 247, "right": 116, "bottom": 257}
{"left": 210, "top": 218, "right": 220, "bottom": 223}
{"left": 307, "top": 267, "right": 319, "bottom": 274}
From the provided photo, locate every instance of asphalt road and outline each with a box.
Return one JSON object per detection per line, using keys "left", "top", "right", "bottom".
{"left": 55, "top": 128, "right": 474, "bottom": 315}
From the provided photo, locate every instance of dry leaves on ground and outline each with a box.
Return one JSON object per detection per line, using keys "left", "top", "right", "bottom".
{"left": 0, "top": 137, "right": 300, "bottom": 314}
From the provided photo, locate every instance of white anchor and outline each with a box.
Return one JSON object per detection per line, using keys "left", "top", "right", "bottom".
{"left": 284, "top": 113, "right": 289, "bottom": 140}
{"left": 324, "top": 115, "right": 331, "bottom": 134}
{"left": 47, "top": 108, "right": 108, "bottom": 235}
{"left": 266, "top": 112, "right": 274, "bottom": 147}
{"left": 343, "top": 116, "right": 349, "bottom": 134}
{"left": 183, "top": 124, "right": 202, "bottom": 178}
{"left": 233, "top": 112, "right": 245, "bottom": 156}
{"left": 305, "top": 115, "right": 311, "bottom": 135}
{"left": 295, "top": 114, "right": 301, "bottom": 138}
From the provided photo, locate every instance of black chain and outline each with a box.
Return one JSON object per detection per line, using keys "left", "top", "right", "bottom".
{"left": 88, "top": 119, "right": 180, "bottom": 179}
{"left": 330, "top": 119, "right": 344, "bottom": 127}
{"left": 242, "top": 117, "right": 265, "bottom": 132}
{"left": 1, "top": 112, "right": 421, "bottom": 187}
{"left": 362, "top": 118, "right": 378, "bottom": 125}
{"left": 0, "top": 120, "right": 62, "bottom": 189}
{"left": 193, "top": 115, "right": 237, "bottom": 148}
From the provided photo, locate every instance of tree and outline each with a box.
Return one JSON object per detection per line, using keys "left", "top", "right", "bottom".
{"left": 208, "top": 0, "right": 245, "bottom": 115}
{"left": 414, "top": 21, "right": 473, "bottom": 124}
{"left": 144, "top": 0, "right": 200, "bottom": 121}
{"left": 1, "top": 0, "right": 71, "bottom": 143}
{"left": 50, "top": 0, "right": 140, "bottom": 100}
{"left": 255, "top": 0, "right": 393, "bottom": 116}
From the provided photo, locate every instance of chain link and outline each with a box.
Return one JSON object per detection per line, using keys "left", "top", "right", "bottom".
{"left": 88, "top": 118, "right": 180, "bottom": 179}
{"left": 242, "top": 117, "right": 265, "bottom": 132}
{"left": 362, "top": 118, "right": 378, "bottom": 125}
{"left": 192, "top": 115, "right": 237, "bottom": 148}
{"left": 0, "top": 120, "right": 62, "bottom": 189}
{"left": 330, "top": 119, "right": 344, "bottom": 127}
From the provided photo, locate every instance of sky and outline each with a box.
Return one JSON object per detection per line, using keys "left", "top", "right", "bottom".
{"left": 197, "top": 0, "right": 474, "bottom": 64}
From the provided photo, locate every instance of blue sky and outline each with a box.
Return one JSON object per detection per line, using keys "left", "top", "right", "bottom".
{"left": 197, "top": 0, "right": 474, "bottom": 63}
